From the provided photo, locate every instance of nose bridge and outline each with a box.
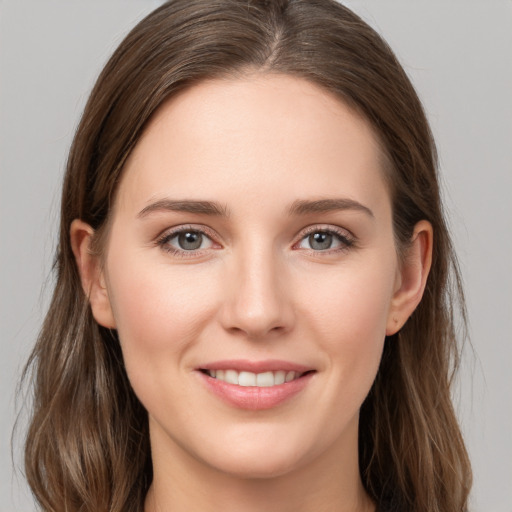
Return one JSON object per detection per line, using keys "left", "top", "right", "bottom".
{"left": 221, "top": 237, "right": 292, "bottom": 338}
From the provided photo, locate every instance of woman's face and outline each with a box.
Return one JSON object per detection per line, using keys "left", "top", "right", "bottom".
{"left": 95, "top": 74, "right": 405, "bottom": 479}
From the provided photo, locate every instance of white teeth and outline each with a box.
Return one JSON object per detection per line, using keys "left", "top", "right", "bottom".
{"left": 256, "top": 371, "right": 274, "bottom": 387}
{"left": 205, "top": 369, "right": 303, "bottom": 387}
{"left": 285, "top": 371, "right": 296, "bottom": 382}
{"left": 274, "top": 370, "right": 286, "bottom": 385}
{"left": 224, "top": 369, "right": 238, "bottom": 385}
{"left": 238, "top": 371, "right": 256, "bottom": 386}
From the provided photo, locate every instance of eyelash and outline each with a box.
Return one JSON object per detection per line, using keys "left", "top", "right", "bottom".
{"left": 155, "top": 225, "right": 218, "bottom": 258}
{"left": 155, "top": 224, "right": 355, "bottom": 257}
{"left": 294, "top": 225, "right": 355, "bottom": 254}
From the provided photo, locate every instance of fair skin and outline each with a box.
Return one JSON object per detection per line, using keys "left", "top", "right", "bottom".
{"left": 71, "top": 73, "right": 432, "bottom": 512}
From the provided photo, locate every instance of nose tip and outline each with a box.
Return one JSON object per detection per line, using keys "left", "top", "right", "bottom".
{"left": 228, "top": 297, "right": 287, "bottom": 338}
{"left": 220, "top": 259, "right": 294, "bottom": 339}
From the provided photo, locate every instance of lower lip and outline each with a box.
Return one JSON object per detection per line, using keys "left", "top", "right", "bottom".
{"left": 197, "top": 371, "right": 315, "bottom": 410}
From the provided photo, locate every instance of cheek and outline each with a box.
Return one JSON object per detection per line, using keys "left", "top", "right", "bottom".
{"left": 105, "top": 250, "right": 220, "bottom": 383}
{"left": 303, "top": 254, "right": 395, "bottom": 335}
{"left": 298, "top": 255, "right": 396, "bottom": 391}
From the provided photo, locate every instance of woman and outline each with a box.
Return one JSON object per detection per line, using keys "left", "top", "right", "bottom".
{"left": 23, "top": 0, "right": 472, "bottom": 511}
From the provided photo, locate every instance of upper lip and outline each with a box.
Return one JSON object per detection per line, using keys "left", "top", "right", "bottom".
{"left": 197, "top": 359, "right": 314, "bottom": 373}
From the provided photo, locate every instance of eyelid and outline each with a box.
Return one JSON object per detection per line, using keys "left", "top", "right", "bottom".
{"left": 292, "top": 224, "right": 356, "bottom": 251}
{"left": 156, "top": 224, "right": 219, "bottom": 241}
{"left": 154, "top": 223, "right": 356, "bottom": 257}
{"left": 155, "top": 224, "right": 222, "bottom": 256}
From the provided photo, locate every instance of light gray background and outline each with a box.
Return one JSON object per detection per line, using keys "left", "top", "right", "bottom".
{"left": 1, "top": 1, "right": 510, "bottom": 510}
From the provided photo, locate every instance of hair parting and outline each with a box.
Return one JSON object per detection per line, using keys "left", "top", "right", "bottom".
{"left": 22, "top": 1, "right": 471, "bottom": 511}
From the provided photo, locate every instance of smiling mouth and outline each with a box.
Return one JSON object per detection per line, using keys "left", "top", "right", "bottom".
{"left": 200, "top": 369, "right": 314, "bottom": 387}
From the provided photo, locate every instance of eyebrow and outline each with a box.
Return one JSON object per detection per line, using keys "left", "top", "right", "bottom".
{"left": 137, "top": 197, "right": 374, "bottom": 219}
{"left": 287, "top": 198, "right": 374, "bottom": 218}
{"left": 138, "top": 199, "right": 230, "bottom": 218}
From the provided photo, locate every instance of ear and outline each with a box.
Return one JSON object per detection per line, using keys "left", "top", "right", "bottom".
{"left": 70, "top": 219, "right": 116, "bottom": 329}
{"left": 386, "top": 220, "right": 433, "bottom": 335}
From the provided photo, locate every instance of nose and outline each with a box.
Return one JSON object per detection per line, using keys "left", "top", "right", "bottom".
{"left": 219, "top": 245, "right": 295, "bottom": 339}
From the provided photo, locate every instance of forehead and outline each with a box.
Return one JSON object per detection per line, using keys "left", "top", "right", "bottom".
{"left": 118, "top": 73, "right": 389, "bottom": 216}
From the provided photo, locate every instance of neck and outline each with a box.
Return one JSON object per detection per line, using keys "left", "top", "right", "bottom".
{"left": 145, "top": 418, "right": 375, "bottom": 512}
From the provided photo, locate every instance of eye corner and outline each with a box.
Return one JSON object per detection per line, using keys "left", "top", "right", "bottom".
{"left": 293, "top": 225, "right": 356, "bottom": 254}
{"left": 155, "top": 224, "right": 222, "bottom": 257}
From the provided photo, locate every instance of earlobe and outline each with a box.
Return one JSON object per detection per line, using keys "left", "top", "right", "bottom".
{"left": 70, "top": 219, "right": 116, "bottom": 329}
{"left": 386, "top": 220, "right": 433, "bottom": 335}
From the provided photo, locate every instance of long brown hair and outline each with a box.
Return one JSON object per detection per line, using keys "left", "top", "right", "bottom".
{"left": 23, "top": 1, "right": 472, "bottom": 510}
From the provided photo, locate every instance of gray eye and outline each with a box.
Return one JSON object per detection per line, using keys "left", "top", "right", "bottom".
{"left": 308, "top": 232, "right": 333, "bottom": 250}
{"left": 177, "top": 231, "right": 204, "bottom": 250}
{"left": 160, "top": 228, "right": 215, "bottom": 254}
{"left": 297, "top": 229, "right": 349, "bottom": 252}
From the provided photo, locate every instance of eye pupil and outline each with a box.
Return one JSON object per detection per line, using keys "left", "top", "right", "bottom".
{"left": 178, "top": 231, "right": 203, "bottom": 250}
{"left": 309, "top": 232, "right": 332, "bottom": 250}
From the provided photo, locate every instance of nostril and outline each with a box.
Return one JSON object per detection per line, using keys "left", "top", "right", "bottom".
{"left": 219, "top": 280, "right": 295, "bottom": 338}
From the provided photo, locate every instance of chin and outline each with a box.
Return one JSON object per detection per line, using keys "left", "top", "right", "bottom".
{"left": 210, "top": 453, "right": 302, "bottom": 480}
{"left": 198, "top": 433, "right": 312, "bottom": 480}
